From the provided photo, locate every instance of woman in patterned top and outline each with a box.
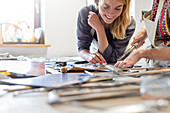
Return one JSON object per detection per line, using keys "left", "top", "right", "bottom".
{"left": 115, "top": 0, "right": 170, "bottom": 68}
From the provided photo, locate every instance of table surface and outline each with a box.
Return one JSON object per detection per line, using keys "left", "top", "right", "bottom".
{"left": 0, "top": 60, "right": 170, "bottom": 113}
{"left": 0, "top": 91, "right": 169, "bottom": 113}
{"left": 0, "top": 61, "right": 45, "bottom": 76}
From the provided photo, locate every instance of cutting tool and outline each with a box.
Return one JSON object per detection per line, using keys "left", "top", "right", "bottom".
{"left": 117, "top": 43, "right": 138, "bottom": 61}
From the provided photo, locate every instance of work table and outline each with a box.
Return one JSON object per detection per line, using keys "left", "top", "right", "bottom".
{"left": 0, "top": 60, "right": 170, "bottom": 113}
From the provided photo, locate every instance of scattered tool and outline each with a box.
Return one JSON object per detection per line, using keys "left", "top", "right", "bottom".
{"left": 121, "top": 68, "right": 170, "bottom": 77}
{"left": 104, "top": 65, "right": 120, "bottom": 75}
{"left": 60, "top": 67, "right": 68, "bottom": 73}
{"left": 60, "top": 66, "right": 109, "bottom": 73}
{"left": 13, "top": 87, "right": 47, "bottom": 97}
{"left": 0, "top": 70, "right": 10, "bottom": 75}
{"left": 48, "top": 88, "right": 139, "bottom": 104}
{"left": 117, "top": 43, "right": 138, "bottom": 61}
{"left": 0, "top": 69, "right": 37, "bottom": 78}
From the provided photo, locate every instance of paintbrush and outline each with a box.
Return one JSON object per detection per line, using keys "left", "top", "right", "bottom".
{"left": 117, "top": 43, "right": 138, "bottom": 61}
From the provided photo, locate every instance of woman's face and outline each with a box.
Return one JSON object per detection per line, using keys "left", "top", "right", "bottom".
{"left": 99, "top": 0, "right": 124, "bottom": 24}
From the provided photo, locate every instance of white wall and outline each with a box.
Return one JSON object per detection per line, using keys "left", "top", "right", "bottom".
{"left": 133, "top": 0, "right": 153, "bottom": 48}
{"left": 45, "top": 0, "right": 153, "bottom": 57}
{"left": 44, "top": 0, "right": 86, "bottom": 57}
{"left": 0, "top": 0, "right": 154, "bottom": 58}
{"left": 130, "top": 0, "right": 153, "bottom": 64}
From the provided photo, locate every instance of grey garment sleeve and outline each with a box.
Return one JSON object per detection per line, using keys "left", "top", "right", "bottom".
{"left": 102, "top": 17, "right": 136, "bottom": 63}
{"left": 76, "top": 6, "right": 94, "bottom": 52}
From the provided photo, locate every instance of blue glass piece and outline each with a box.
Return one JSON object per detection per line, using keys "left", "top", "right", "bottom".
{"left": 0, "top": 73, "right": 95, "bottom": 88}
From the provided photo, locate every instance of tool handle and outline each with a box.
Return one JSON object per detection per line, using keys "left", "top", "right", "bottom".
{"left": 117, "top": 43, "right": 138, "bottom": 61}
{"left": 60, "top": 67, "right": 68, "bottom": 73}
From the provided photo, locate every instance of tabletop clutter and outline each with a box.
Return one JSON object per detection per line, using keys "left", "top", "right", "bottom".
{"left": 0, "top": 56, "right": 170, "bottom": 113}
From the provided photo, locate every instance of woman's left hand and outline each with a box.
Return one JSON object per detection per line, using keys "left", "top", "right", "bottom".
{"left": 88, "top": 11, "right": 103, "bottom": 31}
{"left": 114, "top": 49, "right": 144, "bottom": 68}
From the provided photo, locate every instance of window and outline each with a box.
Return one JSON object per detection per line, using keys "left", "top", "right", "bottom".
{"left": 0, "top": 0, "right": 43, "bottom": 44}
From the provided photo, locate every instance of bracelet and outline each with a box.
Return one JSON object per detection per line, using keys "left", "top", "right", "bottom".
{"left": 146, "top": 49, "right": 152, "bottom": 63}
{"left": 147, "top": 49, "right": 152, "bottom": 59}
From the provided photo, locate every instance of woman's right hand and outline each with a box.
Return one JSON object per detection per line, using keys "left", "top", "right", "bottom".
{"left": 88, "top": 11, "right": 104, "bottom": 31}
{"left": 88, "top": 52, "right": 106, "bottom": 65}
{"left": 131, "top": 27, "right": 148, "bottom": 48}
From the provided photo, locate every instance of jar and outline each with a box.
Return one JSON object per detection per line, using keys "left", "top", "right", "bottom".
{"left": 140, "top": 74, "right": 170, "bottom": 100}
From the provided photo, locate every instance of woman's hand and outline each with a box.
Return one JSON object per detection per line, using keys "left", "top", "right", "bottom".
{"left": 88, "top": 11, "right": 104, "bottom": 31}
{"left": 114, "top": 49, "right": 145, "bottom": 68}
{"left": 88, "top": 52, "right": 106, "bottom": 64}
{"left": 131, "top": 27, "right": 148, "bottom": 48}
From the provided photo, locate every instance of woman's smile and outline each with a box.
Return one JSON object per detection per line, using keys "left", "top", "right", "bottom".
{"left": 105, "top": 15, "right": 115, "bottom": 20}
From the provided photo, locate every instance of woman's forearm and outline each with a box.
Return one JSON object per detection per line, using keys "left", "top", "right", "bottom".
{"left": 79, "top": 49, "right": 92, "bottom": 61}
{"left": 148, "top": 47, "right": 170, "bottom": 60}
{"left": 96, "top": 26, "right": 109, "bottom": 53}
{"left": 137, "top": 47, "right": 170, "bottom": 61}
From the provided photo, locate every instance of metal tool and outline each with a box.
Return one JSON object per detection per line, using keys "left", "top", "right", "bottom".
{"left": 13, "top": 87, "right": 48, "bottom": 96}
{"left": 48, "top": 89, "right": 138, "bottom": 103}
{"left": 104, "top": 65, "right": 120, "bottom": 75}
{"left": 117, "top": 43, "right": 138, "bottom": 61}
{"left": 121, "top": 68, "right": 170, "bottom": 77}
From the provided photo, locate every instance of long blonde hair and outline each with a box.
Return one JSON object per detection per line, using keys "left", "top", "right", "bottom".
{"left": 96, "top": 0, "right": 131, "bottom": 39}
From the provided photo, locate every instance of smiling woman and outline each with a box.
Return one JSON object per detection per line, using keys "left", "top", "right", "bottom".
{"left": 77, "top": 0, "right": 136, "bottom": 64}
{"left": 87, "top": 0, "right": 135, "bottom": 21}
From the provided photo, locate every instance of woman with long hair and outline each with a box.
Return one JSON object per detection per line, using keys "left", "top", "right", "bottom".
{"left": 76, "top": 0, "right": 136, "bottom": 65}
